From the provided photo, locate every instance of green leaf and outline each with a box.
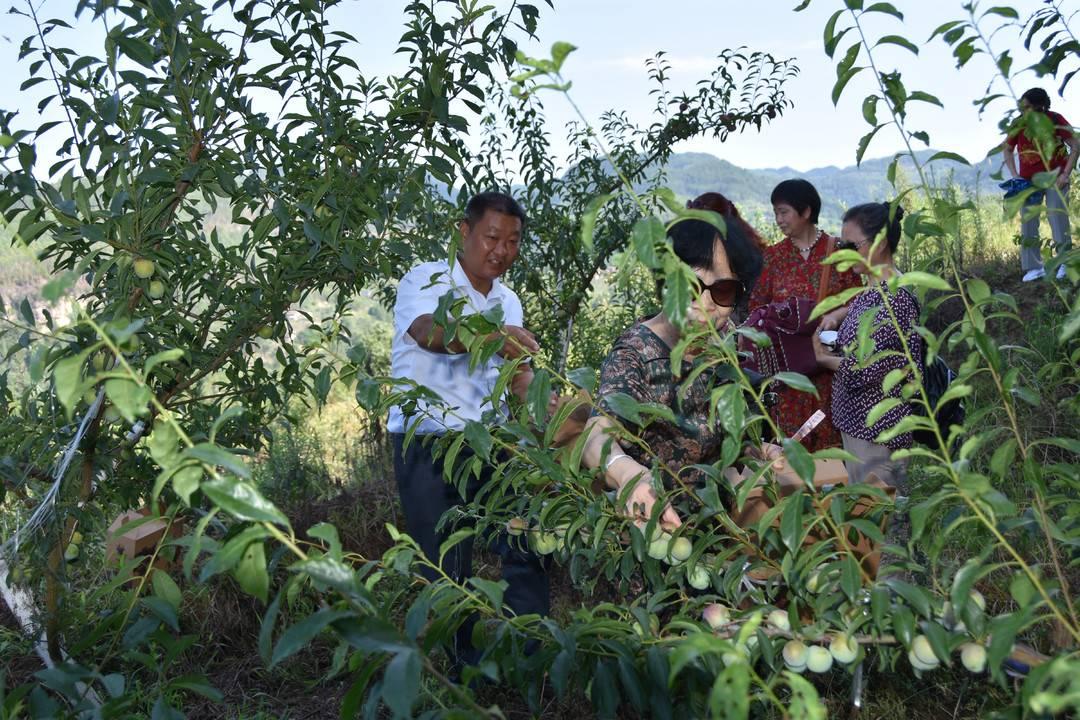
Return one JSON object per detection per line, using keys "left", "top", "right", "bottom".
{"left": 1009, "top": 572, "right": 1035, "bottom": 606}
{"left": 809, "top": 286, "right": 865, "bottom": 320}
{"left": 785, "top": 671, "right": 826, "bottom": 719}
{"left": 355, "top": 377, "right": 381, "bottom": 410}
{"left": 965, "top": 278, "right": 991, "bottom": 304}
{"left": 105, "top": 377, "right": 152, "bottom": 422}
{"left": 201, "top": 478, "right": 289, "bottom": 526}
{"left": 882, "top": 368, "right": 908, "bottom": 394}
{"left": 462, "top": 420, "right": 493, "bottom": 462}
{"left": 185, "top": 443, "right": 251, "bottom": 479}
{"left": 861, "top": 95, "right": 879, "bottom": 125}
{"left": 567, "top": 367, "right": 597, "bottom": 393}
{"left": 210, "top": 406, "right": 245, "bottom": 444}
{"left": 147, "top": 422, "right": 181, "bottom": 467}
{"left": 833, "top": 65, "right": 864, "bottom": 105}
{"left": 864, "top": 2, "right": 903, "bottom": 19}
{"left": 439, "top": 528, "right": 476, "bottom": 567}
{"left": 981, "top": 6, "right": 1019, "bottom": 19}
{"left": 270, "top": 608, "right": 354, "bottom": 667}
{"left": 662, "top": 264, "right": 691, "bottom": 327}
{"left": 631, "top": 216, "right": 665, "bottom": 269}
{"left": 382, "top": 650, "right": 422, "bottom": 718}
{"left": 550, "top": 41, "right": 576, "bottom": 71}
{"left": 19, "top": 298, "right": 35, "bottom": 326}
{"left": 53, "top": 351, "right": 88, "bottom": 418}
{"left": 234, "top": 540, "right": 268, "bottom": 603}
{"left": 780, "top": 494, "right": 804, "bottom": 552}
{"left": 856, "top": 124, "right": 884, "bottom": 165}
{"left": 877, "top": 35, "right": 919, "bottom": 54}
{"left": 866, "top": 398, "right": 903, "bottom": 427}
{"left": 468, "top": 577, "right": 506, "bottom": 615}
{"left": 167, "top": 676, "right": 222, "bottom": 703}
{"left": 987, "top": 611, "right": 1026, "bottom": 684}
{"left": 929, "top": 20, "right": 964, "bottom": 41}
{"left": 579, "top": 192, "right": 617, "bottom": 253}
{"left": 897, "top": 271, "right": 951, "bottom": 291}
{"left": 259, "top": 590, "right": 283, "bottom": 665}
{"left": 42, "top": 271, "right": 81, "bottom": 303}
{"left": 782, "top": 439, "right": 815, "bottom": 484}
{"left": 525, "top": 368, "right": 552, "bottom": 430}
{"left": 840, "top": 555, "right": 861, "bottom": 600}
{"left": 293, "top": 555, "right": 359, "bottom": 597}
{"left": 142, "top": 596, "right": 179, "bottom": 632}
{"left": 151, "top": 569, "right": 182, "bottom": 614}
{"left": 709, "top": 661, "right": 750, "bottom": 718}
{"left": 823, "top": 9, "right": 845, "bottom": 57}
{"left": 335, "top": 616, "right": 412, "bottom": 655}
{"left": 143, "top": 349, "right": 185, "bottom": 378}
{"left": 908, "top": 90, "right": 943, "bottom": 107}
{"left": 714, "top": 383, "right": 746, "bottom": 435}
{"left": 886, "top": 578, "right": 933, "bottom": 618}
{"left": 773, "top": 372, "right": 818, "bottom": 396}
{"left": 171, "top": 465, "right": 202, "bottom": 505}
{"left": 307, "top": 523, "right": 342, "bottom": 559}
{"left": 927, "top": 150, "right": 970, "bottom": 165}
{"left": 891, "top": 605, "right": 915, "bottom": 646}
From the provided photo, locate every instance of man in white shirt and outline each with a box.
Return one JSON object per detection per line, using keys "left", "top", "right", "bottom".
{"left": 389, "top": 191, "right": 549, "bottom": 673}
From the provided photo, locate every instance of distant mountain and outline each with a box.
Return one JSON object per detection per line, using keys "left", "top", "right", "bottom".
{"left": 661, "top": 150, "right": 1003, "bottom": 228}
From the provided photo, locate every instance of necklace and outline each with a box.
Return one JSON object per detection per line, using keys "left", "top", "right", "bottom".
{"left": 794, "top": 229, "right": 821, "bottom": 259}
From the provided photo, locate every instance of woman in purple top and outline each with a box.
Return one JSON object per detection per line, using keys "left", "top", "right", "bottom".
{"left": 811, "top": 202, "right": 923, "bottom": 492}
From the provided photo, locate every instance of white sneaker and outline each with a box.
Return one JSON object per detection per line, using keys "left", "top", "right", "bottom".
{"left": 1022, "top": 268, "right": 1046, "bottom": 282}
{"left": 1056, "top": 265, "right": 1067, "bottom": 280}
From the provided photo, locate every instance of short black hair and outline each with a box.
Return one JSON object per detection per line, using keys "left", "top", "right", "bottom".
{"left": 1020, "top": 87, "right": 1051, "bottom": 112}
{"left": 770, "top": 179, "right": 822, "bottom": 224}
{"left": 463, "top": 191, "right": 527, "bottom": 227}
{"left": 842, "top": 201, "right": 906, "bottom": 253}
{"left": 667, "top": 216, "right": 763, "bottom": 306}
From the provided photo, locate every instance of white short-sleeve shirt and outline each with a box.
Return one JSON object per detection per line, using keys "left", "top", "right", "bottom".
{"left": 387, "top": 259, "right": 524, "bottom": 435}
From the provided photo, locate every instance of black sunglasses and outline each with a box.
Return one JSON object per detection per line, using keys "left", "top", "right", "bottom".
{"left": 837, "top": 237, "right": 872, "bottom": 252}
{"left": 690, "top": 276, "right": 743, "bottom": 307}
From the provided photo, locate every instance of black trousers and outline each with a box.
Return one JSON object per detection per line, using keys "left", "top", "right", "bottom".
{"left": 392, "top": 433, "right": 549, "bottom": 667}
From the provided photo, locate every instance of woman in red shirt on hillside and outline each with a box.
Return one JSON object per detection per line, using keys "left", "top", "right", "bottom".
{"left": 748, "top": 179, "right": 862, "bottom": 451}
{"left": 1002, "top": 87, "right": 1078, "bottom": 282}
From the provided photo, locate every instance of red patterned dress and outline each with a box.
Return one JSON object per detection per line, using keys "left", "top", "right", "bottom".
{"left": 747, "top": 231, "right": 862, "bottom": 450}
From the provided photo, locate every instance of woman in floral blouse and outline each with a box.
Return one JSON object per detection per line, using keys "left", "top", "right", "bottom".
{"left": 812, "top": 202, "right": 923, "bottom": 492}
{"left": 580, "top": 214, "right": 765, "bottom": 528}
{"left": 749, "top": 179, "right": 862, "bottom": 450}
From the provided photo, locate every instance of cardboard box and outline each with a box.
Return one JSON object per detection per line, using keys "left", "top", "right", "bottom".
{"left": 105, "top": 507, "right": 184, "bottom": 570}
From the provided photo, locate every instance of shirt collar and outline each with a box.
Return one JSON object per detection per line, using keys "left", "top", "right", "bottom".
{"left": 449, "top": 256, "right": 505, "bottom": 299}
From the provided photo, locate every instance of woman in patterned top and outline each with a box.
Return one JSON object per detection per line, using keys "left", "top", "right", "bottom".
{"left": 812, "top": 202, "right": 923, "bottom": 492}
{"left": 580, "top": 215, "right": 765, "bottom": 528}
{"left": 749, "top": 179, "right": 862, "bottom": 451}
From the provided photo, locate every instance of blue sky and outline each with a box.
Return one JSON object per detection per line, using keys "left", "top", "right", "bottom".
{"left": 1, "top": 0, "right": 1077, "bottom": 172}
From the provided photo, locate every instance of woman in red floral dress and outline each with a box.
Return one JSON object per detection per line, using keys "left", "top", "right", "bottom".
{"left": 748, "top": 179, "right": 862, "bottom": 451}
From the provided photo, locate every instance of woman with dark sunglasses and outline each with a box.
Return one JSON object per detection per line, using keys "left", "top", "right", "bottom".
{"left": 812, "top": 202, "right": 923, "bottom": 493}
{"left": 746, "top": 179, "right": 863, "bottom": 451}
{"left": 579, "top": 214, "right": 763, "bottom": 528}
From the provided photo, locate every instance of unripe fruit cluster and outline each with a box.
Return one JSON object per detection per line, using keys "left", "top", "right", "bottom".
{"left": 530, "top": 529, "right": 558, "bottom": 555}
{"left": 64, "top": 528, "right": 84, "bottom": 562}
{"left": 646, "top": 529, "right": 692, "bottom": 565}
{"left": 781, "top": 633, "right": 859, "bottom": 674}
{"left": 133, "top": 258, "right": 156, "bottom": 279}
{"left": 908, "top": 635, "right": 939, "bottom": 671}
